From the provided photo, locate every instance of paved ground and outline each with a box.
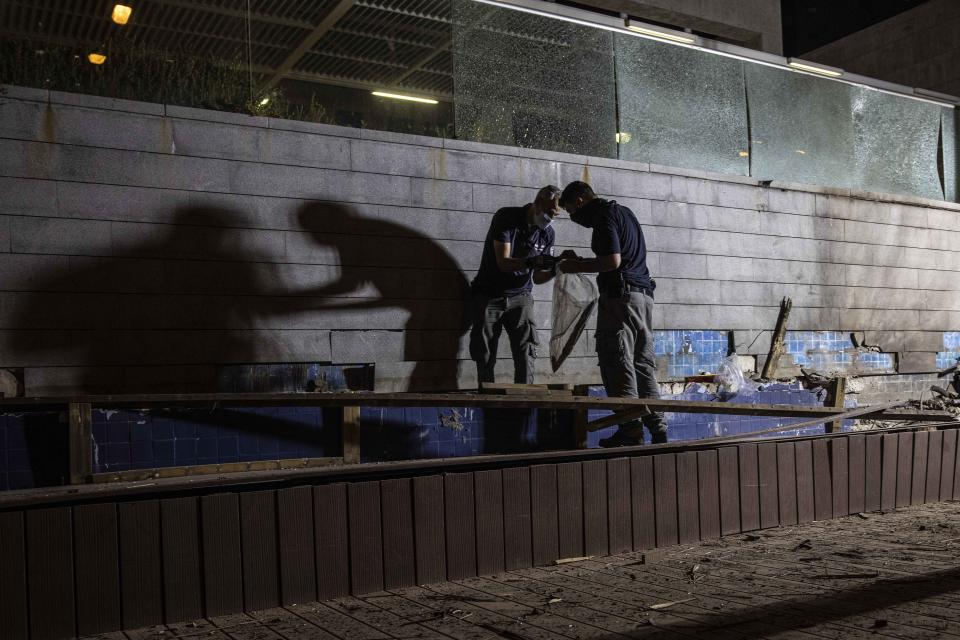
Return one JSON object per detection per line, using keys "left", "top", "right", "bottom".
{"left": 85, "top": 501, "right": 960, "bottom": 639}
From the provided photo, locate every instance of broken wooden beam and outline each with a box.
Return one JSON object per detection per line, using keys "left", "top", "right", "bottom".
{"left": 761, "top": 297, "right": 793, "bottom": 379}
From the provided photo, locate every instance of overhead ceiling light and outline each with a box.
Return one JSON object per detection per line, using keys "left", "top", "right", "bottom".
{"left": 786, "top": 58, "right": 843, "bottom": 78}
{"left": 112, "top": 4, "right": 133, "bottom": 25}
{"left": 258, "top": 97, "right": 270, "bottom": 106}
{"left": 624, "top": 18, "right": 695, "bottom": 44}
{"left": 88, "top": 52, "right": 107, "bottom": 65}
{"left": 615, "top": 132, "right": 632, "bottom": 144}
{"left": 371, "top": 91, "right": 438, "bottom": 105}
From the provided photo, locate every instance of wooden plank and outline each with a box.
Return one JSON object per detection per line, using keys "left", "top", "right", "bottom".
{"left": 69, "top": 401, "right": 93, "bottom": 484}
{"left": 380, "top": 479, "right": 416, "bottom": 590}
{"left": 925, "top": 430, "right": 943, "bottom": 503}
{"left": 757, "top": 442, "right": 779, "bottom": 529}
{"left": 676, "top": 451, "right": 700, "bottom": 544}
{"left": 848, "top": 434, "right": 866, "bottom": 514}
{"left": 342, "top": 405, "right": 361, "bottom": 464}
{"left": 0, "top": 512, "right": 28, "bottom": 640}
{"left": 795, "top": 440, "right": 815, "bottom": 523}
{"left": 556, "top": 462, "right": 584, "bottom": 559}
{"left": 697, "top": 450, "right": 721, "bottom": 540}
{"left": 607, "top": 458, "right": 632, "bottom": 554}
{"left": 941, "top": 429, "right": 958, "bottom": 500}
{"left": 277, "top": 486, "right": 318, "bottom": 604}
{"left": 315, "top": 483, "right": 351, "bottom": 600}
{"left": 74, "top": 503, "right": 121, "bottom": 635}
{"left": 474, "top": 470, "right": 505, "bottom": 576}
{"left": 775, "top": 442, "right": 798, "bottom": 526}
{"left": 444, "top": 472, "right": 477, "bottom": 580}
{"left": 200, "top": 493, "right": 243, "bottom": 616}
{"left": 761, "top": 296, "right": 792, "bottom": 379}
{"left": 412, "top": 475, "right": 446, "bottom": 584}
{"left": 824, "top": 377, "right": 846, "bottom": 434}
{"left": 27, "top": 507, "right": 76, "bottom": 640}
{"left": 160, "top": 496, "right": 203, "bottom": 623}
{"left": 240, "top": 490, "right": 280, "bottom": 609}
{"left": 881, "top": 433, "right": 899, "bottom": 511}
{"left": 911, "top": 430, "right": 929, "bottom": 506}
{"left": 738, "top": 444, "right": 760, "bottom": 531}
{"left": 630, "top": 456, "right": 657, "bottom": 550}
{"left": 864, "top": 434, "right": 882, "bottom": 512}
{"left": 653, "top": 453, "right": 678, "bottom": 547}
{"left": 812, "top": 439, "right": 832, "bottom": 521}
{"left": 573, "top": 384, "right": 590, "bottom": 448}
{"left": 582, "top": 460, "right": 609, "bottom": 557}
{"left": 502, "top": 467, "right": 532, "bottom": 570}
{"left": 896, "top": 432, "right": 914, "bottom": 508}
{"left": 830, "top": 437, "right": 849, "bottom": 518}
{"left": 348, "top": 481, "right": 385, "bottom": 594}
{"left": 530, "top": 464, "right": 559, "bottom": 566}
{"left": 717, "top": 446, "right": 741, "bottom": 535}
{"left": 119, "top": 500, "right": 164, "bottom": 628}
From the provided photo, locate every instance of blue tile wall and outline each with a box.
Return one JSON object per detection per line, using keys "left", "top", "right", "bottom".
{"left": 936, "top": 332, "right": 960, "bottom": 369}
{"left": 785, "top": 331, "right": 894, "bottom": 373}
{"left": 583, "top": 382, "right": 831, "bottom": 447}
{"left": 654, "top": 330, "right": 728, "bottom": 378}
{"left": 0, "top": 411, "right": 68, "bottom": 491}
{"left": 92, "top": 407, "right": 340, "bottom": 474}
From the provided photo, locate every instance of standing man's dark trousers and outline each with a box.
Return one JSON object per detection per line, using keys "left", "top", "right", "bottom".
{"left": 470, "top": 292, "right": 538, "bottom": 385}
{"left": 596, "top": 290, "right": 667, "bottom": 443}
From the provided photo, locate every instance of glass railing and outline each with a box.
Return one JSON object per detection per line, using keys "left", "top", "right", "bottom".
{"left": 0, "top": 0, "right": 956, "bottom": 202}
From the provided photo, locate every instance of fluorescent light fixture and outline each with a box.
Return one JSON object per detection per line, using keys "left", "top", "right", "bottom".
{"left": 258, "top": 97, "right": 270, "bottom": 106}
{"left": 787, "top": 58, "right": 843, "bottom": 77}
{"left": 624, "top": 18, "right": 695, "bottom": 44}
{"left": 88, "top": 52, "right": 107, "bottom": 65}
{"left": 371, "top": 91, "right": 438, "bottom": 104}
{"left": 112, "top": 4, "right": 132, "bottom": 25}
{"left": 615, "top": 132, "right": 632, "bottom": 144}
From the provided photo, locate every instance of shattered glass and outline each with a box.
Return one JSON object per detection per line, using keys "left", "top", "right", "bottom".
{"left": 942, "top": 106, "right": 958, "bottom": 202}
{"left": 745, "top": 63, "right": 856, "bottom": 190}
{"left": 851, "top": 87, "right": 943, "bottom": 201}
{"left": 452, "top": 0, "right": 617, "bottom": 158}
{"left": 614, "top": 34, "right": 748, "bottom": 175}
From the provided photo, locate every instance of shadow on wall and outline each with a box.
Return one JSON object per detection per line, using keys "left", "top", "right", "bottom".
{"left": 11, "top": 202, "right": 470, "bottom": 394}
{"left": 296, "top": 201, "right": 470, "bottom": 392}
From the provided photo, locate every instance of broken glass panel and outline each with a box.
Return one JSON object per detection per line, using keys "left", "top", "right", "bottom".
{"left": 745, "top": 63, "right": 856, "bottom": 190}
{"left": 942, "top": 107, "right": 958, "bottom": 202}
{"left": 614, "top": 34, "right": 748, "bottom": 175}
{"left": 851, "top": 87, "right": 943, "bottom": 201}
{"left": 452, "top": 0, "right": 617, "bottom": 158}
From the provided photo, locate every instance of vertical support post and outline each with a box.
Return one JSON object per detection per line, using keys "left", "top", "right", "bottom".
{"left": 69, "top": 402, "right": 93, "bottom": 484}
{"left": 825, "top": 377, "right": 847, "bottom": 434}
{"left": 341, "top": 406, "right": 361, "bottom": 464}
{"left": 573, "top": 384, "right": 590, "bottom": 449}
{"left": 761, "top": 297, "right": 792, "bottom": 380}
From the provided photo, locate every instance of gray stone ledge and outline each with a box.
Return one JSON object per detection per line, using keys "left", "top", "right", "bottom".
{"left": 1, "top": 85, "right": 49, "bottom": 103}
{"left": 164, "top": 104, "right": 269, "bottom": 128}
{"left": 359, "top": 128, "right": 443, "bottom": 148}
{"left": 49, "top": 90, "right": 164, "bottom": 116}
{"left": 266, "top": 117, "right": 360, "bottom": 139}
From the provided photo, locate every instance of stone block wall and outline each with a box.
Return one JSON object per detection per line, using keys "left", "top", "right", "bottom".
{"left": 2, "top": 85, "right": 960, "bottom": 394}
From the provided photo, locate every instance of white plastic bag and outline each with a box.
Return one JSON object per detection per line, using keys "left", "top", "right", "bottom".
{"left": 717, "top": 353, "right": 759, "bottom": 397}
{"left": 549, "top": 273, "right": 598, "bottom": 372}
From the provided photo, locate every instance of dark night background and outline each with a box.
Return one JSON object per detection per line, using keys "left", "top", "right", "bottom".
{"left": 782, "top": 0, "right": 930, "bottom": 55}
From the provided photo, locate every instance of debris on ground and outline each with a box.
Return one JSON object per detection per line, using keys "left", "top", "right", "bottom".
{"left": 648, "top": 598, "right": 695, "bottom": 610}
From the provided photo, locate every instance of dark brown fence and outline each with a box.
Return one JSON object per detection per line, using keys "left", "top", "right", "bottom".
{"left": 1, "top": 428, "right": 957, "bottom": 640}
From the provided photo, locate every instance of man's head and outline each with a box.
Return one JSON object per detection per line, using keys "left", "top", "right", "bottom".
{"left": 559, "top": 181, "right": 598, "bottom": 227}
{"left": 531, "top": 185, "right": 561, "bottom": 229}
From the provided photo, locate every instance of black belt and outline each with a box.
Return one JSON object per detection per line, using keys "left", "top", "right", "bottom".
{"left": 600, "top": 284, "right": 652, "bottom": 298}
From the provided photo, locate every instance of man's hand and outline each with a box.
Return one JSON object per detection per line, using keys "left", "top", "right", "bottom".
{"left": 557, "top": 259, "right": 579, "bottom": 274}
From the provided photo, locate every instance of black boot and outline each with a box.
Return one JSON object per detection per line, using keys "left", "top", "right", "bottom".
{"left": 599, "top": 429, "right": 643, "bottom": 448}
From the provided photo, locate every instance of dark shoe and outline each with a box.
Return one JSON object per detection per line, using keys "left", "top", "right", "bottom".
{"left": 599, "top": 430, "right": 642, "bottom": 448}
{"left": 650, "top": 432, "right": 668, "bottom": 445}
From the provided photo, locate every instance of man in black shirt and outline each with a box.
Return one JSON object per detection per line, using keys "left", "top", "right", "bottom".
{"left": 470, "top": 185, "right": 560, "bottom": 386}
{"left": 558, "top": 181, "right": 667, "bottom": 446}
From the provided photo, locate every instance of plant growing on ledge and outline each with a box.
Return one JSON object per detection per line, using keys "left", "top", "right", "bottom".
{"left": 0, "top": 38, "right": 332, "bottom": 124}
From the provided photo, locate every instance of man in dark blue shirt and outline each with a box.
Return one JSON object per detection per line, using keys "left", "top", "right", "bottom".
{"left": 470, "top": 185, "right": 560, "bottom": 386}
{"left": 558, "top": 181, "right": 667, "bottom": 446}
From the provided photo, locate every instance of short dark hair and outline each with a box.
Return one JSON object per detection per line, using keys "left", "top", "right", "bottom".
{"left": 536, "top": 185, "right": 561, "bottom": 201}
{"left": 559, "top": 181, "right": 595, "bottom": 206}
